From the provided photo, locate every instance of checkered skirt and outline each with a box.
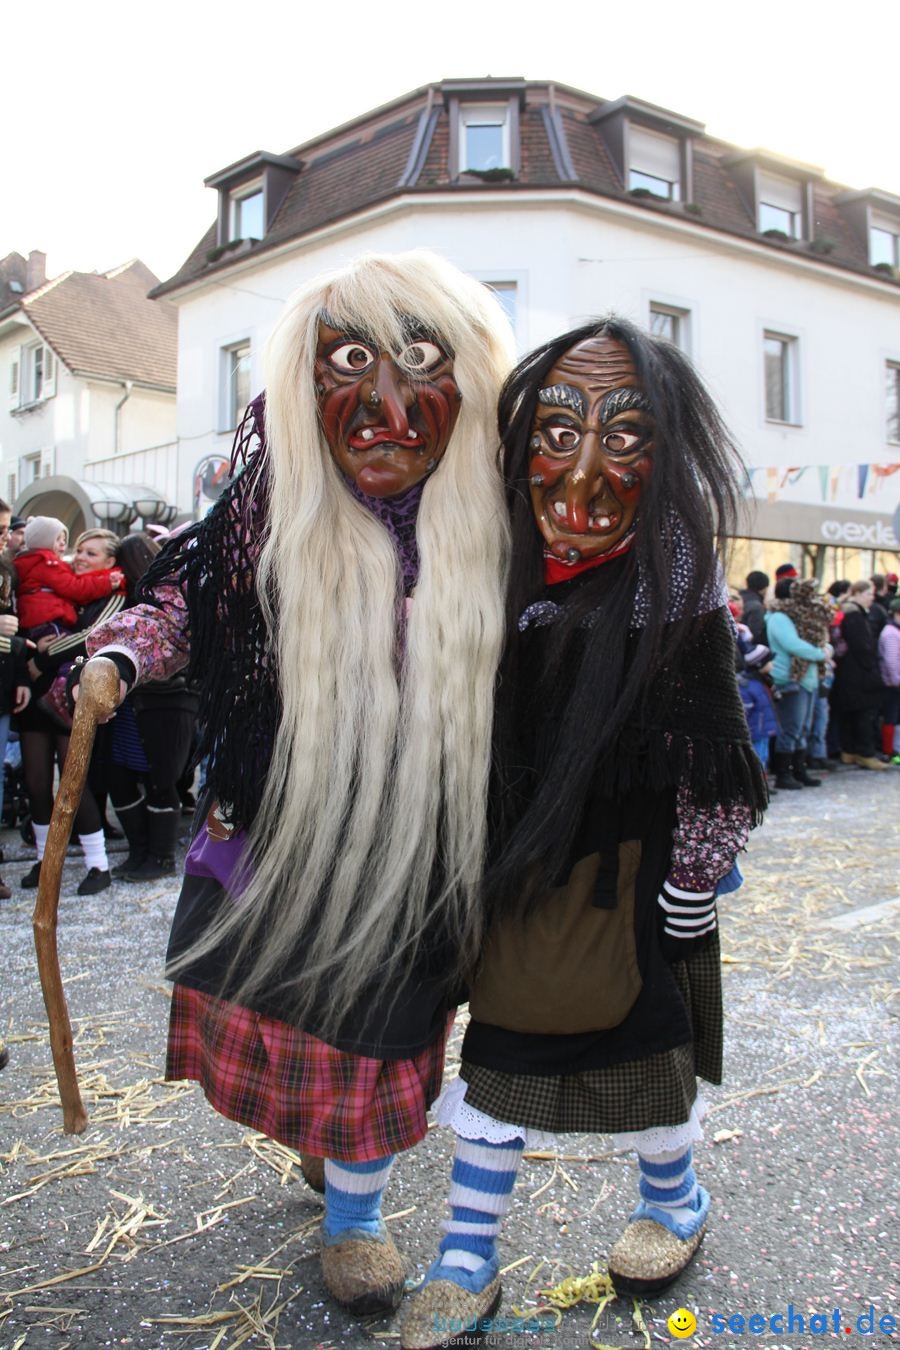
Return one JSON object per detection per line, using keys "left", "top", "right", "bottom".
{"left": 458, "top": 939, "right": 723, "bottom": 1135}
{"left": 166, "top": 984, "right": 449, "bottom": 1161}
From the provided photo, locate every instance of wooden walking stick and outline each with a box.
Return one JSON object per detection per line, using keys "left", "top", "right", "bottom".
{"left": 32, "top": 656, "right": 121, "bottom": 1134}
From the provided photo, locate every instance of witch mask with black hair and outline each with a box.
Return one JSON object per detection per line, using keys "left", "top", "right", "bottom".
{"left": 487, "top": 318, "right": 767, "bottom": 914}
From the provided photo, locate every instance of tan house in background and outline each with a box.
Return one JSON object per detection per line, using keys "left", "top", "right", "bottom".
{"left": 0, "top": 253, "right": 178, "bottom": 534}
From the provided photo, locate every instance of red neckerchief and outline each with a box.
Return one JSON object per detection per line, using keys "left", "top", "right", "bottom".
{"left": 544, "top": 530, "right": 635, "bottom": 586}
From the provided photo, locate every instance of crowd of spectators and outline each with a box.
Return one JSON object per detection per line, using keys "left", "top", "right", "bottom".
{"left": 0, "top": 498, "right": 895, "bottom": 902}
{"left": 733, "top": 563, "right": 900, "bottom": 792}
{"left": 0, "top": 503, "right": 198, "bottom": 899}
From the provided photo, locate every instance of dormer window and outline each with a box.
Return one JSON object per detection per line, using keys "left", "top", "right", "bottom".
{"left": 757, "top": 171, "right": 803, "bottom": 237}
{"left": 628, "top": 127, "right": 681, "bottom": 200}
{"left": 206, "top": 152, "right": 301, "bottom": 252}
{"left": 589, "top": 97, "right": 702, "bottom": 205}
{"left": 441, "top": 80, "right": 525, "bottom": 181}
{"left": 459, "top": 105, "right": 510, "bottom": 173}
{"left": 229, "top": 181, "right": 264, "bottom": 242}
{"left": 870, "top": 213, "right": 900, "bottom": 268}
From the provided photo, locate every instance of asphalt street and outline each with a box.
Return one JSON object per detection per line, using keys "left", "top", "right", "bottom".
{"left": 1, "top": 762, "right": 897, "bottom": 1349}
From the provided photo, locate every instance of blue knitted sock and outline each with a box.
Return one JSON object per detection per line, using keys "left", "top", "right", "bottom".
{"left": 322, "top": 1155, "right": 396, "bottom": 1243}
{"left": 630, "top": 1145, "right": 710, "bottom": 1240}
{"left": 425, "top": 1136, "right": 523, "bottom": 1292}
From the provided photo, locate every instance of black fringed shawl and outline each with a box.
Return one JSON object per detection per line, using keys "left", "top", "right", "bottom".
{"left": 504, "top": 560, "right": 767, "bottom": 852}
{"left": 608, "top": 604, "right": 767, "bottom": 814}
{"left": 138, "top": 397, "right": 278, "bottom": 828}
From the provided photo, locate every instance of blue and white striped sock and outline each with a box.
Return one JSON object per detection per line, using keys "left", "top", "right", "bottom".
{"left": 631, "top": 1145, "right": 710, "bottom": 1240}
{"left": 322, "top": 1155, "right": 396, "bottom": 1243}
{"left": 430, "top": 1136, "right": 523, "bottom": 1288}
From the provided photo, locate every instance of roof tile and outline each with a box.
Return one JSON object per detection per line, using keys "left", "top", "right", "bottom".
{"left": 24, "top": 261, "right": 176, "bottom": 389}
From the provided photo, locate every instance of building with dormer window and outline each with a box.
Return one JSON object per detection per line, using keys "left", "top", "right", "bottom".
{"left": 149, "top": 77, "right": 898, "bottom": 575}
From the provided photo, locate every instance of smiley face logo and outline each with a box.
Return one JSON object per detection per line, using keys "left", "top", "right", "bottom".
{"left": 667, "top": 1308, "right": 697, "bottom": 1338}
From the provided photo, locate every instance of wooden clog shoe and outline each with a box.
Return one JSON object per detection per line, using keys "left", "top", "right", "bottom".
{"left": 608, "top": 1217, "right": 707, "bottom": 1296}
{"left": 320, "top": 1225, "right": 407, "bottom": 1316}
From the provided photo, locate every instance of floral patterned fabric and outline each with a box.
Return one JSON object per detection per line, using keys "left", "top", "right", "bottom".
{"left": 668, "top": 784, "right": 751, "bottom": 892}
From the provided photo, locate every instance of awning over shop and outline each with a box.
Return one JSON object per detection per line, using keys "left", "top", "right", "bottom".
{"left": 15, "top": 477, "right": 177, "bottom": 538}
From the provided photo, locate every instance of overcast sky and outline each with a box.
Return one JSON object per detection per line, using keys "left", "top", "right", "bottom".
{"left": 5, "top": 0, "right": 896, "bottom": 285}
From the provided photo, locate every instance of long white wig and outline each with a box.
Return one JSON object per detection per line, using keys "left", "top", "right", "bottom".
{"left": 180, "top": 251, "right": 514, "bottom": 1033}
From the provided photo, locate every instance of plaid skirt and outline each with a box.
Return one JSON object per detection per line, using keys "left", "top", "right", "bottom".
{"left": 166, "top": 984, "right": 450, "bottom": 1161}
{"left": 458, "top": 941, "right": 722, "bottom": 1135}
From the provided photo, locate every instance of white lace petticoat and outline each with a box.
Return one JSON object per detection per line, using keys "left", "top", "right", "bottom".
{"left": 431, "top": 1074, "right": 706, "bottom": 1157}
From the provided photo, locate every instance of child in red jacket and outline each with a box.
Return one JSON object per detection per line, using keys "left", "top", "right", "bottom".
{"left": 14, "top": 517, "right": 124, "bottom": 632}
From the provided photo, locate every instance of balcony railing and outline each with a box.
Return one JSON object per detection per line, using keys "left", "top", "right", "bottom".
{"left": 83, "top": 441, "right": 179, "bottom": 508}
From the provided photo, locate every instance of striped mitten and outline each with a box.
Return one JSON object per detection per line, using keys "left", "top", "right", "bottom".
{"left": 657, "top": 879, "right": 717, "bottom": 960}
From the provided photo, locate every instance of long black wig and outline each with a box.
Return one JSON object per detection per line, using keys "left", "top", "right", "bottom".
{"left": 487, "top": 316, "right": 763, "bottom": 911}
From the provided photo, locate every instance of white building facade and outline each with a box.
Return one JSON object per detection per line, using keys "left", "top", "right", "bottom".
{"left": 0, "top": 257, "right": 178, "bottom": 534}
{"left": 153, "top": 81, "right": 900, "bottom": 575}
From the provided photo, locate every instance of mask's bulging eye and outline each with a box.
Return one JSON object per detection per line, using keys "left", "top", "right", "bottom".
{"left": 396, "top": 340, "right": 445, "bottom": 373}
{"left": 328, "top": 342, "right": 377, "bottom": 373}
{"left": 544, "top": 424, "right": 581, "bottom": 453}
{"left": 602, "top": 427, "right": 645, "bottom": 454}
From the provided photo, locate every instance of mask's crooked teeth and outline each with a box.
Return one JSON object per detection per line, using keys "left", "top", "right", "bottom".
{"left": 360, "top": 428, "right": 375, "bottom": 441}
{"left": 552, "top": 501, "right": 567, "bottom": 518}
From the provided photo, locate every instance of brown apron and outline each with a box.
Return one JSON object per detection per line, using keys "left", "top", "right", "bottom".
{"left": 468, "top": 840, "right": 643, "bottom": 1035}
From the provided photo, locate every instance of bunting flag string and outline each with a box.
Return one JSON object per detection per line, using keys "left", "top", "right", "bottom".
{"left": 748, "top": 460, "right": 899, "bottom": 504}
{"left": 766, "top": 467, "right": 779, "bottom": 502}
{"left": 817, "top": 465, "right": 829, "bottom": 501}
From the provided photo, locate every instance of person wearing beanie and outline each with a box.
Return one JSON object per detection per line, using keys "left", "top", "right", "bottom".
{"left": 764, "top": 578, "right": 830, "bottom": 788}
{"left": 15, "top": 521, "right": 125, "bottom": 896}
{"left": 3, "top": 515, "right": 27, "bottom": 563}
{"left": 775, "top": 562, "right": 798, "bottom": 581}
{"left": 739, "top": 570, "right": 769, "bottom": 644}
{"left": 14, "top": 517, "right": 124, "bottom": 631}
{"left": 738, "top": 645, "right": 781, "bottom": 779}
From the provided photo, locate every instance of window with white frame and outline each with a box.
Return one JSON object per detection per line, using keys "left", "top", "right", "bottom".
{"left": 758, "top": 172, "right": 803, "bottom": 237}
{"left": 870, "top": 213, "right": 900, "bottom": 268}
{"left": 484, "top": 281, "right": 517, "bottom": 329}
{"left": 23, "top": 454, "right": 42, "bottom": 484}
{"left": 459, "top": 105, "right": 510, "bottom": 173}
{"left": 222, "top": 341, "right": 251, "bottom": 430}
{"left": 763, "top": 332, "right": 800, "bottom": 424}
{"left": 628, "top": 127, "right": 681, "bottom": 200}
{"left": 228, "top": 181, "right": 264, "bottom": 242}
{"left": 16, "top": 342, "right": 56, "bottom": 405}
{"left": 887, "top": 362, "right": 900, "bottom": 443}
{"left": 649, "top": 302, "right": 690, "bottom": 350}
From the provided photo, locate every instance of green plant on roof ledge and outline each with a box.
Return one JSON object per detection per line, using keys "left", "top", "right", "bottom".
{"left": 762, "top": 228, "right": 792, "bottom": 243}
{"left": 628, "top": 186, "right": 664, "bottom": 201}
{"left": 206, "top": 237, "right": 258, "bottom": 265}
{"left": 462, "top": 166, "right": 516, "bottom": 183}
{"left": 682, "top": 201, "right": 703, "bottom": 216}
{"left": 872, "top": 261, "right": 898, "bottom": 278}
{"left": 809, "top": 235, "right": 836, "bottom": 255}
